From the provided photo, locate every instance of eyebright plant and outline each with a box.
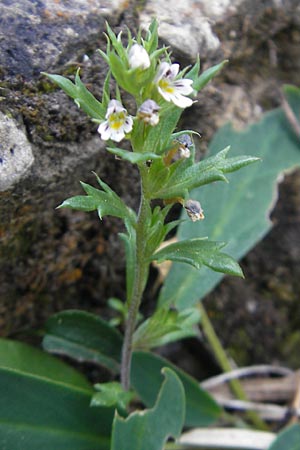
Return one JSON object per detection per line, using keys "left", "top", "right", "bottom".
{"left": 42, "top": 19, "right": 259, "bottom": 448}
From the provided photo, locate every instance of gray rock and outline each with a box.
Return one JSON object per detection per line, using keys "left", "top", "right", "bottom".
{"left": 0, "top": 112, "right": 34, "bottom": 191}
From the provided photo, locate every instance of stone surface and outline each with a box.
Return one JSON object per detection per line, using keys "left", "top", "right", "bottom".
{"left": 0, "top": 112, "right": 34, "bottom": 190}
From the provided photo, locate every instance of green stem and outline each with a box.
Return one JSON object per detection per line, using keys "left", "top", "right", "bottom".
{"left": 198, "top": 302, "right": 268, "bottom": 430}
{"left": 121, "top": 166, "right": 149, "bottom": 391}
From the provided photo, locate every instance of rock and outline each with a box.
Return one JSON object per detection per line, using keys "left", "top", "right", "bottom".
{"left": 0, "top": 112, "right": 34, "bottom": 191}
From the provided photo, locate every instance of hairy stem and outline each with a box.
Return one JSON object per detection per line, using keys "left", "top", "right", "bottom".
{"left": 198, "top": 302, "right": 268, "bottom": 430}
{"left": 121, "top": 167, "right": 149, "bottom": 390}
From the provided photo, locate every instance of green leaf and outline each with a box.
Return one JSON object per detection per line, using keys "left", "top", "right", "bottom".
{"left": 111, "top": 368, "right": 185, "bottom": 450}
{"left": 59, "top": 176, "right": 136, "bottom": 224}
{"left": 159, "top": 85, "right": 300, "bottom": 310}
{"left": 142, "top": 105, "right": 182, "bottom": 155}
{"left": 42, "top": 71, "right": 105, "bottom": 120}
{"left": 43, "top": 310, "right": 123, "bottom": 374}
{"left": 152, "top": 238, "right": 243, "bottom": 277}
{"left": 268, "top": 424, "right": 300, "bottom": 450}
{"left": 190, "top": 60, "right": 228, "bottom": 92}
{"left": 133, "top": 307, "right": 200, "bottom": 349}
{"left": 151, "top": 146, "right": 260, "bottom": 199}
{"left": 131, "top": 351, "right": 222, "bottom": 427}
{"left": 107, "top": 147, "right": 161, "bottom": 164}
{"left": 91, "top": 382, "right": 134, "bottom": 410}
{"left": 0, "top": 338, "right": 112, "bottom": 450}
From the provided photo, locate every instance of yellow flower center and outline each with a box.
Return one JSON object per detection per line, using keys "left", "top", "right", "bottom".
{"left": 108, "top": 111, "right": 126, "bottom": 130}
{"left": 159, "top": 78, "right": 174, "bottom": 94}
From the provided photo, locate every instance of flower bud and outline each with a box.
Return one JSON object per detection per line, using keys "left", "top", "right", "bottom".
{"left": 128, "top": 44, "right": 151, "bottom": 70}
{"left": 176, "top": 134, "right": 193, "bottom": 159}
{"left": 137, "top": 99, "right": 160, "bottom": 126}
{"left": 184, "top": 199, "right": 204, "bottom": 222}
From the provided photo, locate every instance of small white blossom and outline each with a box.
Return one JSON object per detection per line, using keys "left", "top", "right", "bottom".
{"left": 98, "top": 100, "right": 133, "bottom": 143}
{"left": 184, "top": 199, "right": 204, "bottom": 222}
{"left": 137, "top": 99, "right": 160, "bottom": 126}
{"left": 176, "top": 134, "right": 193, "bottom": 159}
{"left": 155, "top": 62, "right": 194, "bottom": 108}
{"left": 128, "top": 44, "right": 151, "bottom": 70}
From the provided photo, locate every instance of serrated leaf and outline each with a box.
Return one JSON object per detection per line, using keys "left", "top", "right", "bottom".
{"left": 131, "top": 351, "right": 222, "bottom": 427}
{"left": 151, "top": 146, "right": 259, "bottom": 199}
{"left": 0, "top": 338, "right": 112, "bottom": 450}
{"left": 268, "top": 424, "right": 300, "bottom": 450}
{"left": 107, "top": 147, "right": 161, "bottom": 164}
{"left": 91, "top": 382, "right": 134, "bottom": 410}
{"left": 43, "top": 310, "right": 123, "bottom": 374}
{"left": 111, "top": 368, "right": 185, "bottom": 450}
{"left": 42, "top": 71, "right": 105, "bottom": 120}
{"left": 133, "top": 307, "right": 200, "bottom": 349}
{"left": 59, "top": 178, "right": 136, "bottom": 224}
{"left": 159, "top": 85, "right": 300, "bottom": 310}
{"left": 152, "top": 238, "right": 243, "bottom": 277}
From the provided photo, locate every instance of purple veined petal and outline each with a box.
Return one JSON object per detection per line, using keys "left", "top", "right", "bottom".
{"left": 173, "top": 79, "right": 194, "bottom": 95}
{"left": 123, "top": 116, "right": 133, "bottom": 133}
{"left": 155, "top": 61, "right": 171, "bottom": 82}
{"left": 98, "top": 121, "right": 112, "bottom": 140}
{"left": 106, "top": 99, "right": 125, "bottom": 117}
{"left": 169, "top": 63, "right": 180, "bottom": 78}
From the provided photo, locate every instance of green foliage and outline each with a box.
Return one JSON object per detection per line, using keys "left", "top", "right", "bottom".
{"left": 92, "top": 382, "right": 134, "bottom": 410}
{"left": 268, "top": 424, "right": 300, "bottom": 450}
{"left": 131, "top": 351, "right": 222, "bottom": 427}
{"left": 159, "top": 85, "right": 300, "bottom": 309}
{"left": 42, "top": 70, "right": 106, "bottom": 120}
{"left": 107, "top": 146, "right": 161, "bottom": 163}
{"left": 133, "top": 307, "right": 200, "bottom": 349}
{"left": 111, "top": 368, "right": 185, "bottom": 450}
{"left": 43, "top": 310, "right": 123, "bottom": 374}
{"left": 147, "top": 146, "right": 259, "bottom": 200}
{"left": 0, "top": 339, "right": 112, "bottom": 450}
{"left": 152, "top": 238, "right": 244, "bottom": 277}
{"left": 58, "top": 173, "right": 136, "bottom": 225}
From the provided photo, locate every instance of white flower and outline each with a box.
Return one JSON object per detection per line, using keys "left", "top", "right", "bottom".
{"left": 137, "top": 99, "right": 160, "bottom": 126}
{"left": 155, "top": 62, "right": 194, "bottom": 108}
{"left": 128, "top": 44, "right": 151, "bottom": 70}
{"left": 98, "top": 100, "right": 133, "bottom": 142}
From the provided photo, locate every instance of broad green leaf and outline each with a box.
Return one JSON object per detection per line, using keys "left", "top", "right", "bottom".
{"left": 152, "top": 238, "right": 243, "bottom": 277}
{"left": 268, "top": 424, "right": 300, "bottom": 450}
{"left": 107, "top": 147, "right": 161, "bottom": 164}
{"left": 133, "top": 307, "right": 200, "bottom": 349}
{"left": 43, "top": 310, "right": 123, "bottom": 374}
{"left": 0, "top": 338, "right": 112, "bottom": 450}
{"left": 159, "top": 85, "right": 300, "bottom": 309}
{"left": 42, "top": 71, "right": 105, "bottom": 119}
{"left": 91, "top": 382, "right": 134, "bottom": 410}
{"left": 131, "top": 351, "right": 222, "bottom": 427}
{"left": 111, "top": 368, "right": 185, "bottom": 450}
{"left": 151, "top": 146, "right": 259, "bottom": 199}
{"left": 0, "top": 338, "right": 91, "bottom": 389}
